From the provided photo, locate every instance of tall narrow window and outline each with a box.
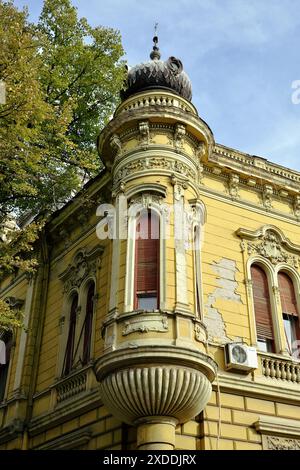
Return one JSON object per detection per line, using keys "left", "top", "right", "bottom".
{"left": 63, "top": 294, "right": 78, "bottom": 376}
{"left": 278, "top": 272, "right": 300, "bottom": 355}
{"left": 193, "top": 225, "right": 201, "bottom": 317}
{"left": 82, "top": 282, "right": 95, "bottom": 365}
{"left": 0, "top": 331, "right": 13, "bottom": 402}
{"left": 251, "top": 264, "right": 275, "bottom": 352}
{"left": 135, "top": 210, "right": 159, "bottom": 310}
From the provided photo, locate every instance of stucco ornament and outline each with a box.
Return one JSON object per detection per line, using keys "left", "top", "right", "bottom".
{"left": 248, "top": 231, "right": 288, "bottom": 264}
{"left": 110, "top": 134, "right": 122, "bottom": 156}
{"left": 266, "top": 436, "right": 300, "bottom": 450}
{"left": 228, "top": 174, "right": 240, "bottom": 199}
{"left": 237, "top": 225, "right": 300, "bottom": 268}
{"left": 262, "top": 184, "right": 273, "bottom": 209}
{"left": 138, "top": 121, "right": 151, "bottom": 146}
{"left": 59, "top": 247, "right": 103, "bottom": 293}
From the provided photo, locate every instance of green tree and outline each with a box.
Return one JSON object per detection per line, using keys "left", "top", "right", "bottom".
{"left": 0, "top": 0, "right": 125, "bottom": 327}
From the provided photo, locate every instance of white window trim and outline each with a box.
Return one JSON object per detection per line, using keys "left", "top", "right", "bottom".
{"left": 247, "top": 256, "right": 300, "bottom": 356}
{"left": 124, "top": 199, "right": 167, "bottom": 313}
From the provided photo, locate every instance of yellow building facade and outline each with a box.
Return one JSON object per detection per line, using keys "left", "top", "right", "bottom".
{"left": 1, "top": 41, "right": 300, "bottom": 451}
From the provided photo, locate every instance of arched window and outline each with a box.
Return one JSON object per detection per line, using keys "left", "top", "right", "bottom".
{"left": 63, "top": 293, "right": 78, "bottom": 376}
{"left": 82, "top": 282, "right": 95, "bottom": 365}
{"left": 278, "top": 272, "right": 300, "bottom": 355}
{"left": 134, "top": 210, "right": 159, "bottom": 310}
{"left": 251, "top": 264, "right": 275, "bottom": 352}
{"left": 0, "top": 331, "right": 13, "bottom": 402}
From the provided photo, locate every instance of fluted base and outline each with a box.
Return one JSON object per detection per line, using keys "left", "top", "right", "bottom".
{"left": 99, "top": 365, "right": 211, "bottom": 425}
{"left": 95, "top": 344, "right": 217, "bottom": 429}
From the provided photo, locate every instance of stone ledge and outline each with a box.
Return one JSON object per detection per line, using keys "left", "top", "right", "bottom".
{"left": 35, "top": 428, "right": 92, "bottom": 450}
{"left": 28, "top": 389, "right": 102, "bottom": 436}
{"left": 254, "top": 415, "right": 300, "bottom": 438}
{"left": 95, "top": 344, "right": 217, "bottom": 382}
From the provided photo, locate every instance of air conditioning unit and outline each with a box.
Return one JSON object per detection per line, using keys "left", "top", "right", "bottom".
{"left": 225, "top": 343, "right": 258, "bottom": 371}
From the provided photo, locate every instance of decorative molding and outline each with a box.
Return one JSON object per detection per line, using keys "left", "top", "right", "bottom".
{"left": 59, "top": 246, "right": 103, "bottom": 293}
{"left": 195, "top": 141, "right": 206, "bottom": 160}
{"left": 138, "top": 121, "right": 151, "bottom": 146}
{"left": 227, "top": 173, "right": 240, "bottom": 199}
{"left": 262, "top": 184, "right": 273, "bottom": 209}
{"left": 114, "top": 154, "right": 196, "bottom": 185}
{"left": 198, "top": 183, "right": 300, "bottom": 228}
{"left": 255, "top": 415, "right": 300, "bottom": 439}
{"left": 110, "top": 133, "right": 122, "bottom": 156}
{"left": 0, "top": 418, "right": 25, "bottom": 445}
{"left": 99, "top": 365, "right": 212, "bottom": 425}
{"left": 29, "top": 388, "right": 102, "bottom": 436}
{"left": 116, "top": 91, "right": 197, "bottom": 116}
{"left": 36, "top": 428, "right": 92, "bottom": 450}
{"left": 125, "top": 183, "right": 167, "bottom": 200}
{"left": 213, "top": 144, "right": 300, "bottom": 192}
{"left": 215, "top": 369, "right": 300, "bottom": 404}
{"left": 174, "top": 123, "right": 186, "bottom": 149}
{"left": 264, "top": 436, "right": 300, "bottom": 450}
{"left": 56, "top": 370, "right": 87, "bottom": 403}
{"left": 122, "top": 314, "right": 168, "bottom": 336}
{"left": 236, "top": 225, "right": 300, "bottom": 267}
{"left": 294, "top": 195, "right": 300, "bottom": 219}
{"left": 198, "top": 163, "right": 204, "bottom": 184}
{"left": 194, "top": 323, "right": 207, "bottom": 343}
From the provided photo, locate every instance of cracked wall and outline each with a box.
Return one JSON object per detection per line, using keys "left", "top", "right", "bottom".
{"left": 204, "top": 258, "right": 243, "bottom": 343}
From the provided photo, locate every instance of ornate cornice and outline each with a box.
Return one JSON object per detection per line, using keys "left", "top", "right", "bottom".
{"left": 98, "top": 92, "right": 215, "bottom": 166}
{"left": 212, "top": 144, "right": 300, "bottom": 193}
{"left": 112, "top": 148, "right": 200, "bottom": 190}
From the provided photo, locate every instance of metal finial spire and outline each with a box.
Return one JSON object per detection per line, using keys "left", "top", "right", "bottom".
{"left": 150, "top": 22, "right": 161, "bottom": 60}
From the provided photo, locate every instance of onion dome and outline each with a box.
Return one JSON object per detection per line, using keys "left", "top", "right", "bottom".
{"left": 121, "top": 36, "right": 192, "bottom": 101}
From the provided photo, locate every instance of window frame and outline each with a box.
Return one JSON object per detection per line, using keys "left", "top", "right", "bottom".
{"left": 247, "top": 257, "right": 300, "bottom": 358}
{"left": 124, "top": 196, "right": 167, "bottom": 313}
{"left": 0, "top": 331, "right": 14, "bottom": 402}
{"left": 134, "top": 209, "right": 160, "bottom": 311}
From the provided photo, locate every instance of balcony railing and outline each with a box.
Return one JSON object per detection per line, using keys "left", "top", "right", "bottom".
{"left": 56, "top": 371, "right": 87, "bottom": 403}
{"left": 260, "top": 353, "right": 300, "bottom": 384}
{"left": 54, "top": 364, "right": 97, "bottom": 405}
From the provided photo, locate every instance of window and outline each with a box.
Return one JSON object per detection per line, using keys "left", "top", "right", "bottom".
{"left": 0, "top": 331, "right": 13, "bottom": 402}
{"left": 251, "top": 264, "right": 275, "bottom": 352}
{"left": 134, "top": 210, "right": 159, "bottom": 310}
{"left": 193, "top": 225, "right": 201, "bottom": 317}
{"left": 63, "top": 293, "right": 78, "bottom": 376}
{"left": 278, "top": 272, "right": 300, "bottom": 355}
{"left": 82, "top": 282, "right": 95, "bottom": 365}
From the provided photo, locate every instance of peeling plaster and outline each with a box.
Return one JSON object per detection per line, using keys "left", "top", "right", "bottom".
{"left": 204, "top": 258, "right": 242, "bottom": 343}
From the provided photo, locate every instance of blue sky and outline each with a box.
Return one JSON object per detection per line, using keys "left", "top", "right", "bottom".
{"left": 14, "top": 0, "right": 300, "bottom": 171}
